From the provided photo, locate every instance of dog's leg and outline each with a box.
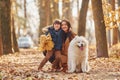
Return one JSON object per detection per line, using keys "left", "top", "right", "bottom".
{"left": 81, "top": 59, "right": 90, "bottom": 73}
{"left": 68, "top": 59, "right": 76, "bottom": 73}
{"left": 75, "top": 63, "right": 82, "bottom": 73}
{"left": 67, "top": 60, "right": 71, "bottom": 71}
{"left": 86, "top": 62, "right": 90, "bottom": 72}
{"left": 81, "top": 59, "right": 87, "bottom": 73}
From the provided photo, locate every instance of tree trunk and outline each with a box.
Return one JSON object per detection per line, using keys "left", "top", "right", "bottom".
{"left": 117, "top": 0, "right": 120, "bottom": 42}
{"left": 106, "top": 0, "right": 112, "bottom": 47}
{"left": 62, "top": 0, "right": 72, "bottom": 22}
{"left": 77, "top": 0, "right": 79, "bottom": 14}
{"left": 15, "top": 1, "right": 20, "bottom": 37}
{"left": 24, "top": 0, "right": 27, "bottom": 29}
{"left": 53, "top": 0, "right": 59, "bottom": 20}
{"left": 38, "top": 0, "right": 60, "bottom": 37}
{"left": 11, "top": 16, "right": 19, "bottom": 52}
{"left": 0, "top": 0, "right": 13, "bottom": 54}
{"left": 50, "top": 0, "right": 59, "bottom": 22}
{"left": 118, "top": 0, "right": 120, "bottom": 6}
{"left": 38, "top": 0, "right": 50, "bottom": 36}
{"left": 0, "top": 20, "right": 3, "bottom": 56}
{"left": 91, "top": 0, "right": 108, "bottom": 57}
{"left": 110, "top": 0, "right": 118, "bottom": 45}
{"left": 78, "top": 0, "right": 89, "bottom": 36}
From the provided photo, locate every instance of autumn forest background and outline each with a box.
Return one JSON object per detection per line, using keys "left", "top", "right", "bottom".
{"left": 0, "top": 0, "right": 120, "bottom": 80}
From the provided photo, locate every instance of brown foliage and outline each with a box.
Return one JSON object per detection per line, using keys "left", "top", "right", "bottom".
{"left": 0, "top": 47, "right": 120, "bottom": 79}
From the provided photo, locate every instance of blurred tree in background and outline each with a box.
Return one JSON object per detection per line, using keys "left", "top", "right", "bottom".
{"left": 92, "top": 0, "right": 108, "bottom": 57}
{"left": 38, "top": 0, "right": 60, "bottom": 36}
{"left": 0, "top": 17, "right": 3, "bottom": 56}
{"left": 0, "top": 0, "right": 13, "bottom": 54}
{"left": 62, "top": 0, "right": 72, "bottom": 22}
{"left": 109, "top": 0, "right": 118, "bottom": 45}
{"left": 78, "top": 0, "right": 89, "bottom": 36}
{"left": 1, "top": 0, "right": 120, "bottom": 56}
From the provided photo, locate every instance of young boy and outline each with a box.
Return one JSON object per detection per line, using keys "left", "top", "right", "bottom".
{"left": 38, "top": 20, "right": 62, "bottom": 71}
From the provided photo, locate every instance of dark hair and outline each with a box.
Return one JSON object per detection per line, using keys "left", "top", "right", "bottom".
{"left": 53, "top": 19, "right": 61, "bottom": 26}
{"left": 61, "top": 19, "right": 71, "bottom": 30}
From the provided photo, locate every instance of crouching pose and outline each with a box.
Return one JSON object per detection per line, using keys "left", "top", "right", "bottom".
{"left": 38, "top": 20, "right": 62, "bottom": 71}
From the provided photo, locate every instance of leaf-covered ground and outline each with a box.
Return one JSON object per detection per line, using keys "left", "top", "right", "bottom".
{"left": 0, "top": 46, "right": 120, "bottom": 80}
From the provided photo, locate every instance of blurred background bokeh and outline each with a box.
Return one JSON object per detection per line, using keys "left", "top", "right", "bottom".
{"left": 11, "top": 0, "right": 96, "bottom": 48}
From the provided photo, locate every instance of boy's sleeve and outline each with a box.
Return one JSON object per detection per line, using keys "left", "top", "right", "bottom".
{"left": 45, "top": 27, "right": 51, "bottom": 35}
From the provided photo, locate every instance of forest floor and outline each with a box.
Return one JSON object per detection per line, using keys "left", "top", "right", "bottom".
{"left": 0, "top": 44, "right": 120, "bottom": 80}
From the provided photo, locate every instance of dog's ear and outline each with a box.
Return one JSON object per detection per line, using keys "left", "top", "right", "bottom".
{"left": 74, "top": 35, "right": 79, "bottom": 40}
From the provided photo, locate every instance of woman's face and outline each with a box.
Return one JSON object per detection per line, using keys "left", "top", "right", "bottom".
{"left": 61, "top": 21, "right": 69, "bottom": 32}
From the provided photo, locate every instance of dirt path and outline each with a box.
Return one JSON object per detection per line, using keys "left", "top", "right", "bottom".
{"left": 0, "top": 49, "right": 120, "bottom": 80}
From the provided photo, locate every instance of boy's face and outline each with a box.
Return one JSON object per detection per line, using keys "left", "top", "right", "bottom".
{"left": 53, "top": 23, "right": 61, "bottom": 31}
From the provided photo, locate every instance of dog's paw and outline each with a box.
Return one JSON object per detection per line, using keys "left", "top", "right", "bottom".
{"left": 67, "top": 70, "right": 75, "bottom": 73}
{"left": 83, "top": 64, "right": 90, "bottom": 73}
{"left": 82, "top": 67, "right": 90, "bottom": 73}
{"left": 75, "top": 69, "right": 82, "bottom": 73}
{"left": 67, "top": 71, "right": 73, "bottom": 74}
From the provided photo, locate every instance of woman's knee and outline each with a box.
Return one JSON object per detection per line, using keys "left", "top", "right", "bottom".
{"left": 55, "top": 50, "right": 61, "bottom": 57}
{"left": 45, "top": 50, "right": 54, "bottom": 60}
{"left": 61, "top": 55, "right": 67, "bottom": 64}
{"left": 45, "top": 56, "right": 51, "bottom": 60}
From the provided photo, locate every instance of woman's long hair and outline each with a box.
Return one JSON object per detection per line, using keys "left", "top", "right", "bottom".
{"left": 61, "top": 19, "right": 71, "bottom": 31}
{"left": 61, "top": 19, "right": 72, "bottom": 42}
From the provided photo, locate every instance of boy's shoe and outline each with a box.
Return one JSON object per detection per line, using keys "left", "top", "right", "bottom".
{"left": 38, "top": 66, "right": 43, "bottom": 71}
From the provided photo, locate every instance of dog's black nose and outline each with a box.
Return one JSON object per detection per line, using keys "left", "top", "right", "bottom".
{"left": 81, "top": 44, "right": 83, "bottom": 47}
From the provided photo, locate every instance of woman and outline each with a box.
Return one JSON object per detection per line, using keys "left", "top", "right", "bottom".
{"left": 60, "top": 19, "right": 76, "bottom": 72}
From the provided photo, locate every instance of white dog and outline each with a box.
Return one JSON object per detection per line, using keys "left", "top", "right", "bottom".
{"left": 67, "top": 36, "right": 89, "bottom": 73}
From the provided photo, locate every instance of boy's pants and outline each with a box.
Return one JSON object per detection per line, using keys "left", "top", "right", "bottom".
{"left": 38, "top": 50, "right": 61, "bottom": 70}
{"left": 52, "top": 50, "right": 61, "bottom": 69}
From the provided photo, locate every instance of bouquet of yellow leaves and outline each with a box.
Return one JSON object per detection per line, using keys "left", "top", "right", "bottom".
{"left": 38, "top": 33, "right": 54, "bottom": 52}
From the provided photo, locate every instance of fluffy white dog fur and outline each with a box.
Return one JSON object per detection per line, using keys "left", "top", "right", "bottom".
{"left": 67, "top": 36, "right": 89, "bottom": 73}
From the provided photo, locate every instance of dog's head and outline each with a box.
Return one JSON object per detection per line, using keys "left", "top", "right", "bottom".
{"left": 73, "top": 36, "right": 88, "bottom": 51}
